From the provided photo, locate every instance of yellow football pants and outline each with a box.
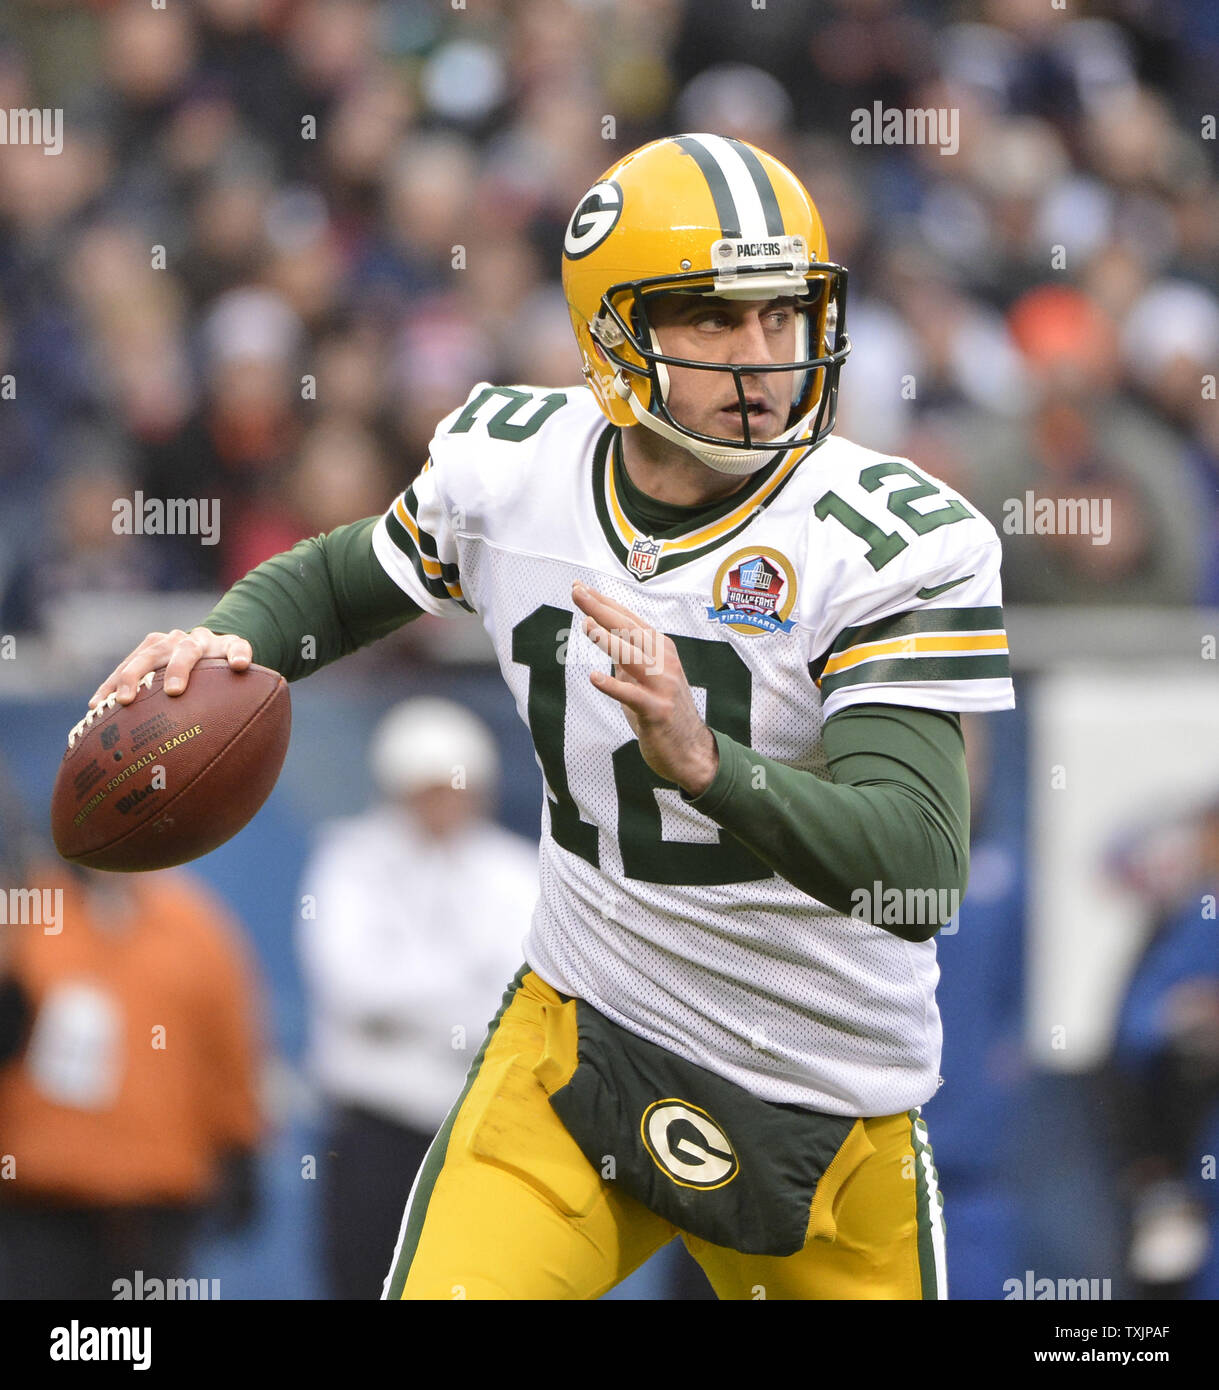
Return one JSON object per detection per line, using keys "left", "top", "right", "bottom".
{"left": 383, "top": 969, "right": 947, "bottom": 1300}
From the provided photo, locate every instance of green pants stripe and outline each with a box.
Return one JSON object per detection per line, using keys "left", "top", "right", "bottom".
{"left": 382, "top": 965, "right": 528, "bottom": 1300}
{"left": 908, "top": 1108, "right": 947, "bottom": 1300}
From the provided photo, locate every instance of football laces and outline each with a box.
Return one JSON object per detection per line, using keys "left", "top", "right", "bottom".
{"left": 67, "top": 671, "right": 157, "bottom": 750}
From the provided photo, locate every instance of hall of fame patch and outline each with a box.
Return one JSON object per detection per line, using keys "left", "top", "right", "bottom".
{"left": 706, "top": 547, "right": 798, "bottom": 636}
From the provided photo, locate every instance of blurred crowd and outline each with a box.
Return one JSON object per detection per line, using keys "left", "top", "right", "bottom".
{"left": 1105, "top": 797, "right": 1219, "bottom": 1297}
{"left": 2, "top": 0, "right": 1218, "bottom": 1301}
{"left": 0, "top": 0, "right": 1217, "bottom": 638}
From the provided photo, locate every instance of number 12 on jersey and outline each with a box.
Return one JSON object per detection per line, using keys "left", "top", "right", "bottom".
{"left": 512, "top": 604, "right": 773, "bottom": 887}
{"left": 814, "top": 462, "right": 972, "bottom": 571}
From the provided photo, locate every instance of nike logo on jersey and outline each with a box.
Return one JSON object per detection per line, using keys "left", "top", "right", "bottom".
{"left": 916, "top": 574, "right": 974, "bottom": 600}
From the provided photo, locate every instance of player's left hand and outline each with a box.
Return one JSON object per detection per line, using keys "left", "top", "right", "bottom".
{"left": 572, "top": 581, "right": 719, "bottom": 798}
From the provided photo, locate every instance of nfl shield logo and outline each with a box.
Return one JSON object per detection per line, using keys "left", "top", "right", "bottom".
{"left": 628, "top": 536, "right": 662, "bottom": 577}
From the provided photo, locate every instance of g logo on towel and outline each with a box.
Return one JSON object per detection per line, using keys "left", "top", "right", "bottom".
{"left": 640, "top": 1099, "right": 740, "bottom": 1190}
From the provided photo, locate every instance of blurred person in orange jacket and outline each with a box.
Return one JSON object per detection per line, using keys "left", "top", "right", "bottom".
{"left": 0, "top": 855, "right": 264, "bottom": 1300}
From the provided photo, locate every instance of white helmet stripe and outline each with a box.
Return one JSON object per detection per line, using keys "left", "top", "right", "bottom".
{"left": 680, "top": 133, "right": 772, "bottom": 242}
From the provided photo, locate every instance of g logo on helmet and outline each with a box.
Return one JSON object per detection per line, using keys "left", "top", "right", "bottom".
{"left": 563, "top": 181, "right": 623, "bottom": 260}
{"left": 641, "top": 1099, "right": 740, "bottom": 1189}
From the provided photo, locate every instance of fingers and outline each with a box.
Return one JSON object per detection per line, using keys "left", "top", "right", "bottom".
{"left": 573, "top": 583, "right": 665, "bottom": 677}
{"left": 89, "top": 629, "right": 253, "bottom": 706}
{"left": 90, "top": 631, "right": 170, "bottom": 708}
{"left": 581, "top": 611, "right": 668, "bottom": 722}
{"left": 572, "top": 581, "right": 641, "bottom": 628}
{"left": 581, "top": 614, "right": 654, "bottom": 672}
{"left": 162, "top": 629, "right": 251, "bottom": 694}
{"left": 589, "top": 665, "right": 655, "bottom": 717}
{"left": 158, "top": 628, "right": 208, "bottom": 696}
{"left": 219, "top": 634, "right": 253, "bottom": 672}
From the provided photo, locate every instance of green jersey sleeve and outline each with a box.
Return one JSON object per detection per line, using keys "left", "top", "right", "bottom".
{"left": 680, "top": 703, "right": 970, "bottom": 942}
{"left": 199, "top": 516, "right": 423, "bottom": 680}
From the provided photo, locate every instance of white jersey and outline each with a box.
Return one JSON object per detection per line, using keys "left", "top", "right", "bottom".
{"left": 372, "top": 383, "right": 1014, "bottom": 1116}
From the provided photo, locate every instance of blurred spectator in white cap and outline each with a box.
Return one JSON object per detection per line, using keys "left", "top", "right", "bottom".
{"left": 295, "top": 696, "right": 539, "bottom": 1299}
{"left": 675, "top": 63, "right": 795, "bottom": 154}
{"left": 1121, "top": 280, "right": 1219, "bottom": 439}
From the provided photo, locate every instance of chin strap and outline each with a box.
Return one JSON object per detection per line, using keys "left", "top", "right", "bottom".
{"left": 616, "top": 370, "right": 815, "bottom": 477}
{"left": 613, "top": 310, "right": 818, "bottom": 475}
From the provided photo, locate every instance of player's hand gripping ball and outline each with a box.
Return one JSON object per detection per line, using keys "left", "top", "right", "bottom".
{"left": 51, "top": 659, "right": 290, "bottom": 872}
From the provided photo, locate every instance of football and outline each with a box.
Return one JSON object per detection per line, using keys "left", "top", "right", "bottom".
{"left": 51, "top": 659, "right": 291, "bottom": 872}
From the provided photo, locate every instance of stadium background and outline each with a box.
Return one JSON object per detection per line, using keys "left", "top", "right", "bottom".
{"left": 1, "top": 0, "right": 1217, "bottom": 1300}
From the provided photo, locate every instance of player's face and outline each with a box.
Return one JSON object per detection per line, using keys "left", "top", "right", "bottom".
{"left": 645, "top": 294, "right": 801, "bottom": 444}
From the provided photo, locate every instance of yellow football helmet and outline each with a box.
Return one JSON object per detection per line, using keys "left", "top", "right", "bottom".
{"left": 562, "top": 133, "right": 850, "bottom": 476}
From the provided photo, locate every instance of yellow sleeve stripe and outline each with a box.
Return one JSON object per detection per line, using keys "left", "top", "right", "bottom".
{"left": 391, "top": 493, "right": 466, "bottom": 603}
{"left": 821, "top": 632, "right": 1008, "bottom": 678}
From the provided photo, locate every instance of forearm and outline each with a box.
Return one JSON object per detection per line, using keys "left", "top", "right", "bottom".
{"left": 680, "top": 704, "right": 969, "bottom": 941}
{"left": 199, "top": 517, "right": 422, "bottom": 679}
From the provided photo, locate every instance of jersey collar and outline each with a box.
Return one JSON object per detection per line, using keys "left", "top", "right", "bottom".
{"left": 592, "top": 426, "right": 808, "bottom": 580}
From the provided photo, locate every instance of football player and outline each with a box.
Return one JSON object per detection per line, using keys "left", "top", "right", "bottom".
{"left": 90, "top": 133, "right": 1014, "bottom": 1299}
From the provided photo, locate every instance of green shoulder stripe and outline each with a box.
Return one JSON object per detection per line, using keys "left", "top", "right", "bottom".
{"left": 819, "top": 652, "right": 1010, "bottom": 697}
